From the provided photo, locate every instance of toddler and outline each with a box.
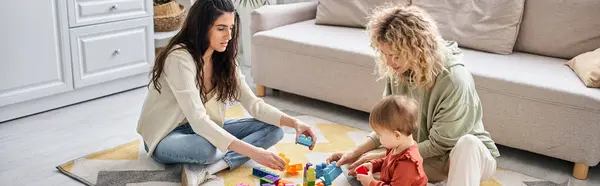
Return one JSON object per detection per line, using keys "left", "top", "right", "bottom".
{"left": 356, "top": 95, "right": 428, "bottom": 186}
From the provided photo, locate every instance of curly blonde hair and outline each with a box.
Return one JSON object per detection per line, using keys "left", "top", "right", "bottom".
{"left": 366, "top": 4, "right": 447, "bottom": 89}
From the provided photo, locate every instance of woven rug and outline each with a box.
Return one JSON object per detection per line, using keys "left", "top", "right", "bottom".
{"left": 56, "top": 104, "right": 564, "bottom": 186}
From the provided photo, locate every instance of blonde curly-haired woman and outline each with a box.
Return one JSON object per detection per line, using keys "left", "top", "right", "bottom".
{"left": 326, "top": 4, "right": 500, "bottom": 186}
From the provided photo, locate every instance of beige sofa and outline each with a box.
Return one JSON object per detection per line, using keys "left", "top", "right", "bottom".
{"left": 250, "top": 1, "right": 600, "bottom": 179}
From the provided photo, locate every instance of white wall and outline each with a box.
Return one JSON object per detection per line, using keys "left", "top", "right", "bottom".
{"left": 236, "top": 0, "right": 277, "bottom": 67}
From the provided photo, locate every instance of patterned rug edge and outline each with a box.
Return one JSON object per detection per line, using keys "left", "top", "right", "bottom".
{"left": 56, "top": 162, "right": 94, "bottom": 186}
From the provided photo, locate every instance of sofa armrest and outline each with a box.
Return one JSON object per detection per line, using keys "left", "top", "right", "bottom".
{"left": 250, "top": 2, "right": 317, "bottom": 35}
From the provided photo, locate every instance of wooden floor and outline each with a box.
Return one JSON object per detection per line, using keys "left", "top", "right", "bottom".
{"left": 1, "top": 67, "right": 599, "bottom": 186}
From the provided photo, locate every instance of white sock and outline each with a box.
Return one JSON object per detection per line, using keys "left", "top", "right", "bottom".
{"left": 207, "top": 160, "right": 229, "bottom": 174}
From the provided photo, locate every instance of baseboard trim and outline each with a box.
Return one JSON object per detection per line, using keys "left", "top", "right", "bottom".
{"left": 0, "top": 73, "right": 149, "bottom": 123}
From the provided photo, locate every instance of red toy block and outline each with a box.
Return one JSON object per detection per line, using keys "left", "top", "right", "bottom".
{"left": 356, "top": 165, "right": 369, "bottom": 175}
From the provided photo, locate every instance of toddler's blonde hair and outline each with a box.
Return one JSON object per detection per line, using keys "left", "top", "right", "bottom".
{"left": 369, "top": 95, "right": 419, "bottom": 136}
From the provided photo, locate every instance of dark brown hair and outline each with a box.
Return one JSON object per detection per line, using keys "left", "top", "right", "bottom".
{"left": 150, "top": 0, "right": 240, "bottom": 103}
{"left": 369, "top": 95, "right": 419, "bottom": 136}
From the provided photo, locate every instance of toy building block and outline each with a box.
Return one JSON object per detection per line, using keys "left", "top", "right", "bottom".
{"left": 315, "top": 163, "right": 327, "bottom": 178}
{"left": 253, "top": 167, "right": 280, "bottom": 178}
{"left": 322, "top": 162, "right": 342, "bottom": 185}
{"left": 279, "top": 153, "right": 291, "bottom": 165}
{"left": 303, "top": 163, "right": 313, "bottom": 181}
{"left": 260, "top": 175, "right": 280, "bottom": 185}
{"left": 316, "top": 182, "right": 324, "bottom": 186}
{"left": 297, "top": 134, "right": 313, "bottom": 147}
{"left": 279, "top": 153, "right": 303, "bottom": 174}
{"left": 356, "top": 165, "right": 369, "bottom": 175}
{"left": 277, "top": 180, "right": 293, "bottom": 186}
{"left": 306, "top": 167, "right": 316, "bottom": 182}
{"left": 286, "top": 163, "right": 303, "bottom": 174}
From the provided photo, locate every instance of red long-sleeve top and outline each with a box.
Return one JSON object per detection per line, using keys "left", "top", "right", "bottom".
{"left": 368, "top": 142, "right": 428, "bottom": 186}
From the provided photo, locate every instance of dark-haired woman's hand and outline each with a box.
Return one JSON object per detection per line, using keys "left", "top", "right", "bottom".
{"left": 249, "top": 148, "right": 286, "bottom": 171}
{"left": 294, "top": 120, "right": 317, "bottom": 150}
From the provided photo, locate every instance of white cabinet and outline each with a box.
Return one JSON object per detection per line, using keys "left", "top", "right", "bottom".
{"left": 70, "top": 17, "right": 153, "bottom": 88}
{"left": 0, "top": 0, "right": 154, "bottom": 122}
{"left": 0, "top": 0, "right": 73, "bottom": 108}
{"left": 67, "top": 0, "right": 152, "bottom": 27}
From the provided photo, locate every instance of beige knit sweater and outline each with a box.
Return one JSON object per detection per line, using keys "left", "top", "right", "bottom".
{"left": 136, "top": 48, "right": 289, "bottom": 155}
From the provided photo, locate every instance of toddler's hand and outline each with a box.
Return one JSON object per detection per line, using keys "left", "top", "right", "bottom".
{"left": 356, "top": 170, "right": 374, "bottom": 186}
{"left": 355, "top": 162, "right": 372, "bottom": 175}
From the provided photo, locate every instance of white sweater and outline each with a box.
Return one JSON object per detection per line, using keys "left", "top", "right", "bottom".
{"left": 136, "top": 48, "right": 288, "bottom": 155}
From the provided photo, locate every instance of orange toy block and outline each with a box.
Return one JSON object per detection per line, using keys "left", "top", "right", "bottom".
{"left": 279, "top": 153, "right": 303, "bottom": 174}
{"left": 277, "top": 179, "right": 293, "bottom": 186}
{"left": 286, "top": 163, "right": 303, "bottom": 173}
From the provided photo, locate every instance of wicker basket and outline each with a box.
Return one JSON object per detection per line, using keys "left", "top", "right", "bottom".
{"left": 153, "top": 1, "right": 185, "bottom": 32}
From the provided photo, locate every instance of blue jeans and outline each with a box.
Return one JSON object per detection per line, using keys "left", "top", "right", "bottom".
{"left": 147, "top": 118, "right": 284, "bottom": 170}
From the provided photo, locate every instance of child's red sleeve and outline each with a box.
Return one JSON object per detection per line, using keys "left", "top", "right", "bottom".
{"left": 388, "top": 161, "right": 428, "bottom": 186}
{"left": 369, "top": 157, "right": 385, "bottom": 173}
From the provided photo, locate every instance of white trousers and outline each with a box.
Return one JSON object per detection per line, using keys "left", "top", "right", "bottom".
{"left": 444, "top": 134, "right": 497, "bottom": 186}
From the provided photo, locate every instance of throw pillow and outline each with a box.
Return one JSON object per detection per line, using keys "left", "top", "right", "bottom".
{"left": 566, "top": 48, "right": 600, "bottom": 88}
{"left": 412, "top": 0, "right": 525, "bottom": 55}
{"left": 315, "top": 0, "right": 410, "bottom": 28}
{"left": 514, "top": 0, "right": 600, "bottom": 59}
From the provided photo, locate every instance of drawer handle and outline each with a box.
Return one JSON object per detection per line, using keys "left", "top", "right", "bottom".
{"left": 113, "top": 49, "right": 121, "bottom": 55}
{"left": 111, "top": 4, "right": 119, "bottom": 11}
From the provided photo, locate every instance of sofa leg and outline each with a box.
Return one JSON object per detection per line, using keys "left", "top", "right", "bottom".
{"left": 573, "top": 163, "right": 589, "bottom": 180}
{"left": 256, "top": 84, "right": 266, "bottom": 97}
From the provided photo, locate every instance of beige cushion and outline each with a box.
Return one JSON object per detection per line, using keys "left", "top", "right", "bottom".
{"left": 514, "top": 0, "right": 600, "bottom": 59}
{"left": 413, "top": 0, "right": 525, "bottom": 55}
{"left": 315, "top": 0, "right": 410, "bottom": 28}
{"left": 460, "top": 48, "right": 600, "bottom": 112}
{"left": 252, "top": 20, "right": 386, "bottom": 112}
{"left": 253, "top": 20, "right": 376, "bottom": 68}
{"left": 566, "top": 48, "right": 600, "bottom": 88}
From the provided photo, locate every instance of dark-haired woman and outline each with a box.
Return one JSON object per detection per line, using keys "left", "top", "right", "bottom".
{"left": 136, "top": 0, "right": 317, "bottom": 185}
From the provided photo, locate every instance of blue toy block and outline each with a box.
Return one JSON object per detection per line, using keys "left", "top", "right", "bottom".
{"left": 253, "top": 167, "right": 279, "bottom": 178}
{"left": 315, "top": 163, "right": 326, "bottom": 179}
{"left": 297, "top": 134, "right": 312, "bottom": 147}
{"left": 322, "top": 162, "right": 342, "bottom": 185}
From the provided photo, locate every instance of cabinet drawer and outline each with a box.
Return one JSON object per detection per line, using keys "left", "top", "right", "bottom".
{"left": 67, "top": 0, "right": 152, "bottom": 27}
{"left": 70, "top": 17, "right": 154, "bottom": 88}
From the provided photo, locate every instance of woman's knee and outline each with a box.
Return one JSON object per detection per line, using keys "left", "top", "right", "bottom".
{"left": 272, "top": 126, "right": 284, "bottom": 141}
{"left": 456, "top": 134, "right": 480, "bottom": 149}
{"left": 153, "top": 135, "right": 223, "bottom": 164}
{"left": 262, "top": 124, "right": 284, "bottom": 146}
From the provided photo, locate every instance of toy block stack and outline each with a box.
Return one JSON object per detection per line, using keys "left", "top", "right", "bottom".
{"left": 279, "top": 153, "right": 303, "bottom": 174}
{"left": 321, "top": 162, "right": 342, "bottom": 185}
{"left": 253, "top": 167, "right": 280, "bottom": 178}
{"left": 315, "top": 163, "right": 327, "bottom": 179}
{"left": 260, "top": 175, "right": 280, "bottom": 186}
{"left": 305, "top": 167, "right": 316, "bottom": 186}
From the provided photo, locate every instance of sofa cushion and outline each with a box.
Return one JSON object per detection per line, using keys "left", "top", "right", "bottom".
{"left": 567, "top": 48, "right": 600, "bottom": 88}
{"left": 461, "top": 48, "right": 600, "bottom": 112}
{"left": 252, "top": 20, "right": 376, "bottom": 68}
{"left": 315, "top": 0, "right": 410, "bottom": 28}
{"left": 514, "top": 0, "right": 600, "bottom": 59}
{"left": 413, "top": 0, "right": 525, "bottom": 55}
